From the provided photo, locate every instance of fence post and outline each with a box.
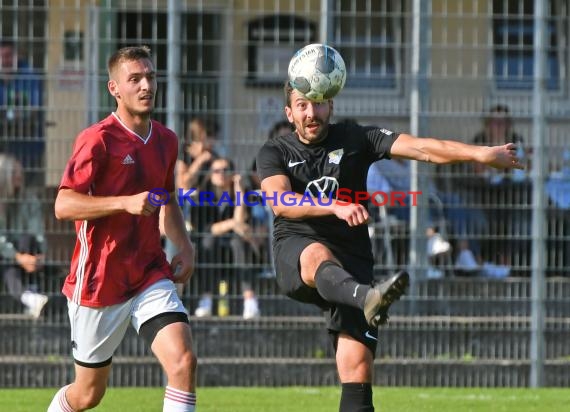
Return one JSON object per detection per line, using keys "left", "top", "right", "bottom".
{"left": 530, "top": 0, "right": 547, "bottom": 388}
{"left": 166, "top": 0, "right": 182, "bottom": 135}
{"left": 409, "top": 0, "right": 431, "bottom": 311}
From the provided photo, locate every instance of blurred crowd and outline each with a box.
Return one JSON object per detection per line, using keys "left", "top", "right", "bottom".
{"left": 1, "top": 36, "right": 569, "bottom": 321}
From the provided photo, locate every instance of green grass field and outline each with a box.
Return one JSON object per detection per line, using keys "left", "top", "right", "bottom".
{"left": 1, "top": 387, "right": 567, "bottom": 411}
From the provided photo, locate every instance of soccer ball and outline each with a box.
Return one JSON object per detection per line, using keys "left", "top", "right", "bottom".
{"left": 288, "top": 43, "right": 347, "bottom": 102}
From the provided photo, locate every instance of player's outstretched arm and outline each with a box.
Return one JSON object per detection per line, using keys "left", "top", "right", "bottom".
{"left": 54, "top": 188, "right": 159, "bottom": 221}
{"left": 390, "top": 133, "right": 524, "bottom": 169}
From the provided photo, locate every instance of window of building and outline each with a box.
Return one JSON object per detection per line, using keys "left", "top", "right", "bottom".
{"left": 116, "top": 10, "right": 222, "bottom": 120}
{"left": 493, "top": 0, "right": 564, "bottom": 90}
{"left": 331, "top": 0, "right": 405, "bottom": 89}
{"left": 0, "top": 0, "right": 47, "bottom": 69}
{"left": 247, "top": 15, "right": 316, "bottom": 85}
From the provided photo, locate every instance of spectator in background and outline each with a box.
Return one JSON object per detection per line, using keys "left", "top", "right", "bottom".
{"left": 367, "top": 157, "right": 453, "bottom": 274}
{"left": 0, "top": 153, "right": 48, "bottom": 318}
{"left": 368, "top": 154, "right": 493, "bottom": 278}
{"left": 440, "top": 104, "right": 528, "bottom": 276}
{"left": 191, "top": 157, "right": 261, "bottom": 319}
{"left": 0, "top": 39, "right": 44, "bottom": 186}
{"left": 469, "top": 105, "right": 529, "bottom": 275}
{"left": 472, "top": 104, "right": 527, "bottom": 184}
{"left": 163, "top": 116, "right": 220, "bottom": 299}
{"left": 176, "top": 116, "right": 220, "bottom": 191}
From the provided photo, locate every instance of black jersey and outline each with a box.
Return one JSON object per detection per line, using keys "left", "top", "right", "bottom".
{"left": 256, "top": 121, "right": 399, "bottom": 261}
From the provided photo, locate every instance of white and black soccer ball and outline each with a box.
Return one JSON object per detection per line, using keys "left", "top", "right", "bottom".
{"left": 288, "top": 43, "right": 347, "bottom": 102}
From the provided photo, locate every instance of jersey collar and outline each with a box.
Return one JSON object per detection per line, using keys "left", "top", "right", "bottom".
{"left": 112, "top": 112, "right": 152, "bottom": 144}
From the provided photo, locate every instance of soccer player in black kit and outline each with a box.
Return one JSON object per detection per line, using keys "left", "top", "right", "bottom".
{"left": 256, "top": 81, "right": 523, "bottom": 412}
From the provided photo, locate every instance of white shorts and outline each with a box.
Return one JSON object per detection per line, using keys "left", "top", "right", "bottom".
{"left": 68, "top": 279, "right": 188, "bottom": 365}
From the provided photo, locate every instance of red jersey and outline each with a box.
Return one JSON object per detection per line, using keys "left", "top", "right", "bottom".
{"left": 59, "top": 113, "right": 178, "bottom": 307}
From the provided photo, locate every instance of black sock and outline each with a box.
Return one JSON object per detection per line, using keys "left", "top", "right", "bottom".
{"left": 340, "top": 382, "right": 374, "bottom": 412}
{"left": 314, "top": 260, "right": 369, "bottom": 309}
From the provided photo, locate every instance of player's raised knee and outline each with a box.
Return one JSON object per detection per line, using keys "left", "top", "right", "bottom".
{"left": 300, "top": 242, "right": 335, "bottom": 264}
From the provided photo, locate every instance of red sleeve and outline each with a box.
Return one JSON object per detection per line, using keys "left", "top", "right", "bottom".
{"left": 164, "top": 150, "right": 176, "bottom": 193}
{"left": 59, "top": 129, "right": 105, "bottom": 194}
{"left": 162, "top": 127, "right": 178, "bottom": 193}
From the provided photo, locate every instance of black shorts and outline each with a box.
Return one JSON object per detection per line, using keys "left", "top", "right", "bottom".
{"left": 273, "top": 235, "right": 378, "bottom": 354}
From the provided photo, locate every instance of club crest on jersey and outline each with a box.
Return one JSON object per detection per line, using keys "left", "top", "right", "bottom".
{"left": 305, "top": 176, "right": 339, "bottom": 199}
{"left": 328, "top": 149, "right": 344, "bottom": 165}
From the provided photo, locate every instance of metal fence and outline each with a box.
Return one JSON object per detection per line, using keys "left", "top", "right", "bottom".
{"left": 0, "top": 0, "right": 569, "bottom": 388}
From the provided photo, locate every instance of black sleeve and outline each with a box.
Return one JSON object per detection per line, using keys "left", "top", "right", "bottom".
{"left": 363, "top": 126, "right": 400, "bottom": 162}
{"left": 256, "top": 142, "right": 286, "bottom": 181}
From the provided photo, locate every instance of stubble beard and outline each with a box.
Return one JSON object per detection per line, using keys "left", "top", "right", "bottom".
{"left": 296, "top": 118, "right": 330, "bottom": 144}
{"left": 126, "top": 102, "right": 154, "bottom": 120}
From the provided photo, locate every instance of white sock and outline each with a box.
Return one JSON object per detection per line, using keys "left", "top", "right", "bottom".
{"left": 47, "top": 385, "right": 74, "bottom": 412}
{"left": 163, "top": 386, "right": 196, "bottom": 411}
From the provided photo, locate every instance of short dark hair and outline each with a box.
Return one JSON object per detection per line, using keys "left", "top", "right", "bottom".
{"left": 484, "top": 104, "right": 512, "bottom": 127}
{"left": 187, "top": 117, "right": 219, "bottom": 142}
{"left": 107, "top": 46, "right": 152, "bottom": 77}
{"left": 283, "top": 80, "right": 294, "bottom": 107}
{"left": 488, "top": 104, "right": 510, "bottom": 116}
{"left": 210, "top": 157, "right": 235, "bottom": 173}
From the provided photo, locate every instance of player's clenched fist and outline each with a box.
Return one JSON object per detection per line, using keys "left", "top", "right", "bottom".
{"left": 124, "top": 191, "right": 159, "bottom": 216}
{"left": 332, "top": 202, "right": 370, "bottom": 227}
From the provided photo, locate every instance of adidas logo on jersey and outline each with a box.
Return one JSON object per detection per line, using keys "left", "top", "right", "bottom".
{"left": 122, "top": 154, "right": 135, "bottom": 165}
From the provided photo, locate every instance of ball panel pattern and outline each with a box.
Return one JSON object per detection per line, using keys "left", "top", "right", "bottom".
{"left": 288, "top": 44, "right": 346, "bottom": 102}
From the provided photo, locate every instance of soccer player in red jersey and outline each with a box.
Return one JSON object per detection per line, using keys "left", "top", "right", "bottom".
{"left": 48, "top": 46, "right": 197, "bottom": 412}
